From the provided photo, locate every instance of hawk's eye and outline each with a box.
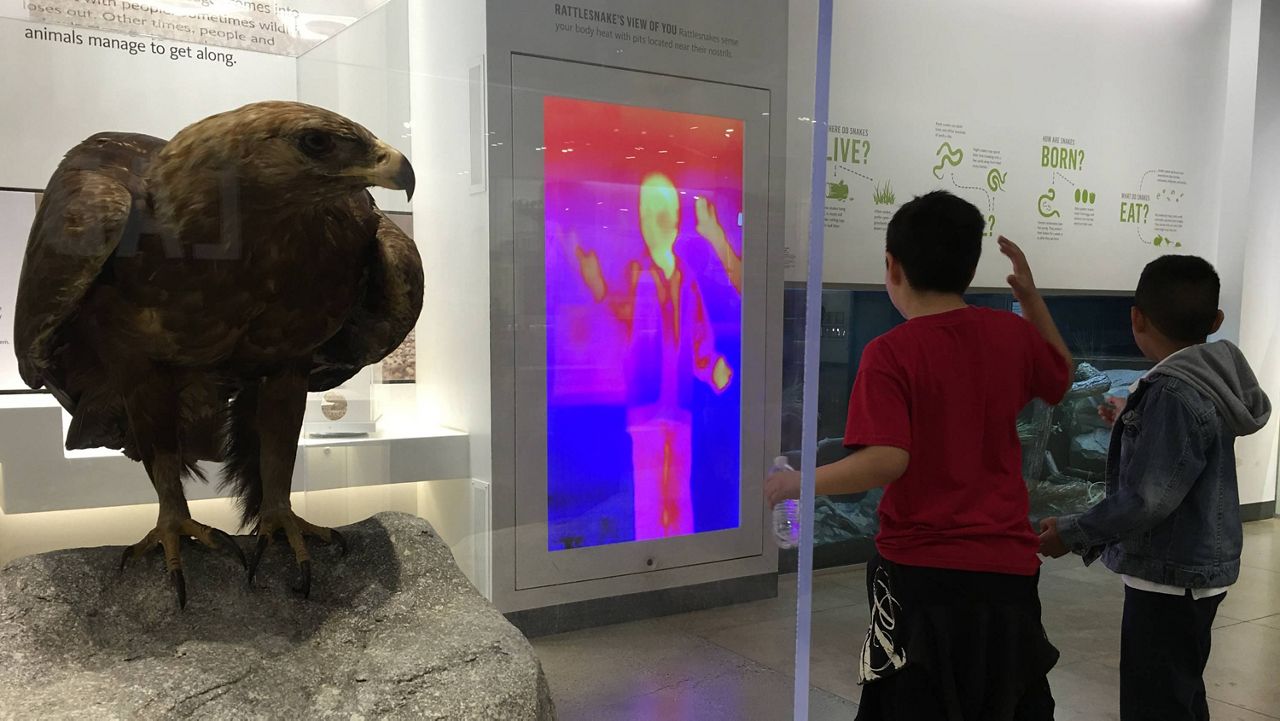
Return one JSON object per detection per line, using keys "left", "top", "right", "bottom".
{"left": 298, "top": 131, "right": 336, "bottom": 158}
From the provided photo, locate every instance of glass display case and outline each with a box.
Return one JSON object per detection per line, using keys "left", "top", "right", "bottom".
{"left": 0, "top": 0, "right": 819, "bottom": 607}
{"left": 780, "top": 288, "right": 1154, "bottom": 568}
{"left": 0, "top": 0, "right": 832, "bottom": 717}
{"left": 0, "top": 0, "right": 487, "bottom": 585}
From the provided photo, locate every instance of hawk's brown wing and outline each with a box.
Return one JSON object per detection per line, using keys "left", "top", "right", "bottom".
{"left": 14, "top": 133, "right": 164, "bottom": 398}
{"left": 308, "top": 197, "right": 424, "bottom": 392}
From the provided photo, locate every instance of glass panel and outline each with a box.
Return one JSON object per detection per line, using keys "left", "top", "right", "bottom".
{"left": 799, "top": 1, "right": 1275, "bottom": 719}
{"left": 783, "top": 289, "right": 1154, "bottom": 567}
{"left": 0, "top": 0, "right": 834, "bottom": 719}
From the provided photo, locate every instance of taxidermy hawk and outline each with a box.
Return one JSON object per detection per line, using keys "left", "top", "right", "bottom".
{"left": 13, "top": 101, "right": 423, "bottom": 607}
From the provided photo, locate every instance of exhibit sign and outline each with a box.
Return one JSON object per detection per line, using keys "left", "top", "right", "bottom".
{"left": 4, "top": 0, "right": 390, "bottom": 56}
{"left": 542, "top": 96, "right": 744, "bottom": 550}
{"left": 811, "top": 0, "right": 1226, "bottom": 292}
{"left": 1, "top": 16, "right": 298, "bottom": 192}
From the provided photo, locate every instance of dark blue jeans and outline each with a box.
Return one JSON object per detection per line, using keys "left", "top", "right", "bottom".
{"left": 1121, "top": 585, "right": 1225, "bottom": 721}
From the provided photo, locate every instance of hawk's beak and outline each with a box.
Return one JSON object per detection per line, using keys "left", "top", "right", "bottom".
{"left": 369, "top": 142, "right": 416, "bottom": 201}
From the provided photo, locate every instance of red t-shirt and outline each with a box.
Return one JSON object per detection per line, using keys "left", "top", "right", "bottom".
{"left": 843, "top": 306, "right": 1070, "bottom": 576}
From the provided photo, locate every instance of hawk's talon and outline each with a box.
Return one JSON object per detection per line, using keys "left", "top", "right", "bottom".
{"left": 118, "top": 518, "right": 235, "bottom": 608}
{"left": 294, "top": 560, "right": 312, "bottom": 599}
{"left": 211, "top": 528, "right": 247, "bottom": 570}
{"left": 249, "top": 509, "right": 343, "bottom": 598}
{"left": 170, "top": 568, "right": 187, "bottom": 609}
{"left": 248, "top": 535, "right": 271, "bottom": 586}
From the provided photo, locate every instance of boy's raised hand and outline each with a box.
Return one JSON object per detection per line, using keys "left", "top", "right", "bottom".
{"left": 694, "top": 196, "right": 725, "bottom": 243}
{"left": 1038, "top": 517, "right": 1070, "bottom": 558}
{"left": 1098, "top": 395, "right": 1126, "bottom": 426}
{"left": 999, "top": 235, "right": 1074, "bottom": 379}
{"left": 999, "top": 236, "right": 1039, "bottom": 304}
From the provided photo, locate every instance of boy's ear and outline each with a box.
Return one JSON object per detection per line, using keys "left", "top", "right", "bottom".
{"left": 885, "top": 252, "right": 900, "bottom": 283}
{"left": 1211, "top": 309, "right": 1225, "bottom": 334}
{"left": 1131, "top": 306, "right": 1146, "bottom": 333}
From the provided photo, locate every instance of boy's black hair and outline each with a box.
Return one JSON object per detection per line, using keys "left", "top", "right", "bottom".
{"left": 885, "top": 190, "right": 985, "bottom": 294}
{"left": 1135, "top": 255, "right": 1220, "bottom": 343}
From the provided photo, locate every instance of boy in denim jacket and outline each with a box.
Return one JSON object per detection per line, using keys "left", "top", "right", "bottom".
{"left": 1039, "top": 256, "right": 1270, "bottom": 721}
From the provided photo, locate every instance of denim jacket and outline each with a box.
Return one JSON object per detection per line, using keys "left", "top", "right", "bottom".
{"left": 1056, "top": 341, "right": 1270, "bottom": 589}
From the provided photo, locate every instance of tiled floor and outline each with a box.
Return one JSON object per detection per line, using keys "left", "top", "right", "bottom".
{"left": 532, "top": 518, "right": 1280, "bottom": 720}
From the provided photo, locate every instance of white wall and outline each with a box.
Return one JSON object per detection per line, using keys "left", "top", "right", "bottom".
{"left": 406, "top": 0, "right": 492, "bottom": 521}
{"left": 407, "top": 0, "right": 489, "bottom": 474}
{"left": 1210, "top": 0, "right": 1262, "bottom": 345}
{"left": 298, "top": 0, "right": 412, "bottom": 213}
{"left": 0, "top": 191, "right": 36, "bottom": 391}
{"left": 0, "top": 480, "right": 471, "bottom": 566}
{"left": 0, "top": 18, "right": 296, "bottom": 190}
{"left": 820, "top": 0, "right": 1234, "bottom": 292}
{"left": 1237, "top": 0, "right": 1280, "bottom": 509}
{"left": 784, "top": 0, "right": 819, "bottom": 284}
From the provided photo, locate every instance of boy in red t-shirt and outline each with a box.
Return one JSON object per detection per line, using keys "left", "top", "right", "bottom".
{"left": 766, "top": 191, "right": 1073, "bottom": 720}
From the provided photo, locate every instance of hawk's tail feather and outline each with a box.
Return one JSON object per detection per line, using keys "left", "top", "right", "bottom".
{"left": 219, "top": 384, "right": 262, "bottom": 530}
{"left": 184, "top": 462, "right": 209, "bottom": 484}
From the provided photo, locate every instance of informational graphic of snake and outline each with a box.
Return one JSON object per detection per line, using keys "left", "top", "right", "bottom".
{"left": 825, "top": 122, "right": 892, "bottom": 232}
{"left": 1122, "top": 169, "right": 1188, "bottom": 250}
{"left": 1034, "top": 134, "right": 1091, "bottom": 243}
{"left": 816, "top": 0, "right": 1216, "bottom": 291}
{"left": 930, "top": 122, "right": 1006, "bottom": 241}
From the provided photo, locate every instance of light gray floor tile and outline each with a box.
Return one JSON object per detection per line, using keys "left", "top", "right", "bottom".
{"left": 1048, "top": 660, "right": 1122, "bottom": 721}
{"left": 1039, "top": 572, "right": 1125, "bottom": 664}
{"left": 1048, "top": 660, "right": 1280, "bottom": 721}
{"left": 554, "top": 664, "right": 858, "bottom": 721}
{"left": 701, "top": 602, "right": 870, "bottom": 703}
{"left": 532, "top": 620, "right": 762, "bottom": 711}
{"left": 1241, "top": 518, "right": 1280, "bottom": 572}
{"left": 1215, "top": 613, "right": 1249, "bottom": 629}
{"left": 1206, "top": 698, "right": 1280, "bottom": 721}
{"left": 1202, "top": 622, "right": 1280, "bottom": 716}
{"left": 1220, "top": 565, "right": 1280, "bottom": 622}
{"left": 534, "top": 519, "right": 1280, "bottom": 718}
{"left": 660, "top": 569, "right": 862, "bottom": 635}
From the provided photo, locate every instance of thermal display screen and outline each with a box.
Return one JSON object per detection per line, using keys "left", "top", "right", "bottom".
{"left": 544, "top": 96, "right": 745, "bottom": 551}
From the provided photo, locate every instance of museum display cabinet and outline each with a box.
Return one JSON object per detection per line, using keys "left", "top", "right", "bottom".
{"left": 0, "top": 0, "right": 824, "bottom": 673}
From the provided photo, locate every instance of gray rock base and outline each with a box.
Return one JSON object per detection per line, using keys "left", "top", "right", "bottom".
{"left": 0, "top": 512, "right": 555, "bottom": 720}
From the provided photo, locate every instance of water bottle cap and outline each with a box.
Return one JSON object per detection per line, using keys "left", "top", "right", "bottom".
{"left": 773, "top": 456, "right": 789, "bottom": 467}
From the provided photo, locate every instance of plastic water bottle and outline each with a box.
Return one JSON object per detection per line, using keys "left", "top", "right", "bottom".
{"left": 770, "top": 456, "right": 800, "bottom": 549}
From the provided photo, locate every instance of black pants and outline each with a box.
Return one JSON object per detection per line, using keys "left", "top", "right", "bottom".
{"left": 855, "top": 554, "right": 1058, "bottom": 721}
{"left": 1121, "top": 585, "right": 1225, "bottom": 721}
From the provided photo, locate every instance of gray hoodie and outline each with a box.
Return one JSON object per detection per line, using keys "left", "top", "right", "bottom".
{"left": 1057, "top": 339, "right": 1270, "bottom": 588}
{"left": 1155, "top": 340, "right": 1271, "bottom": 436}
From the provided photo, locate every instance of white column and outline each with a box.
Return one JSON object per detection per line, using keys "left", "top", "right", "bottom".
{"left": 1237, "top": 0, "right": 1280, "bottom": 509}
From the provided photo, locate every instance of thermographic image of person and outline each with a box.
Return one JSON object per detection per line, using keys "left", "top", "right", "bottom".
{"left": 571, "top": 172, "right": 741, "bottom": 539}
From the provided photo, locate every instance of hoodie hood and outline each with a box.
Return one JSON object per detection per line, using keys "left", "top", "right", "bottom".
{"left": 1153, "top": 340, "right": 1271, "bottom": 436}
